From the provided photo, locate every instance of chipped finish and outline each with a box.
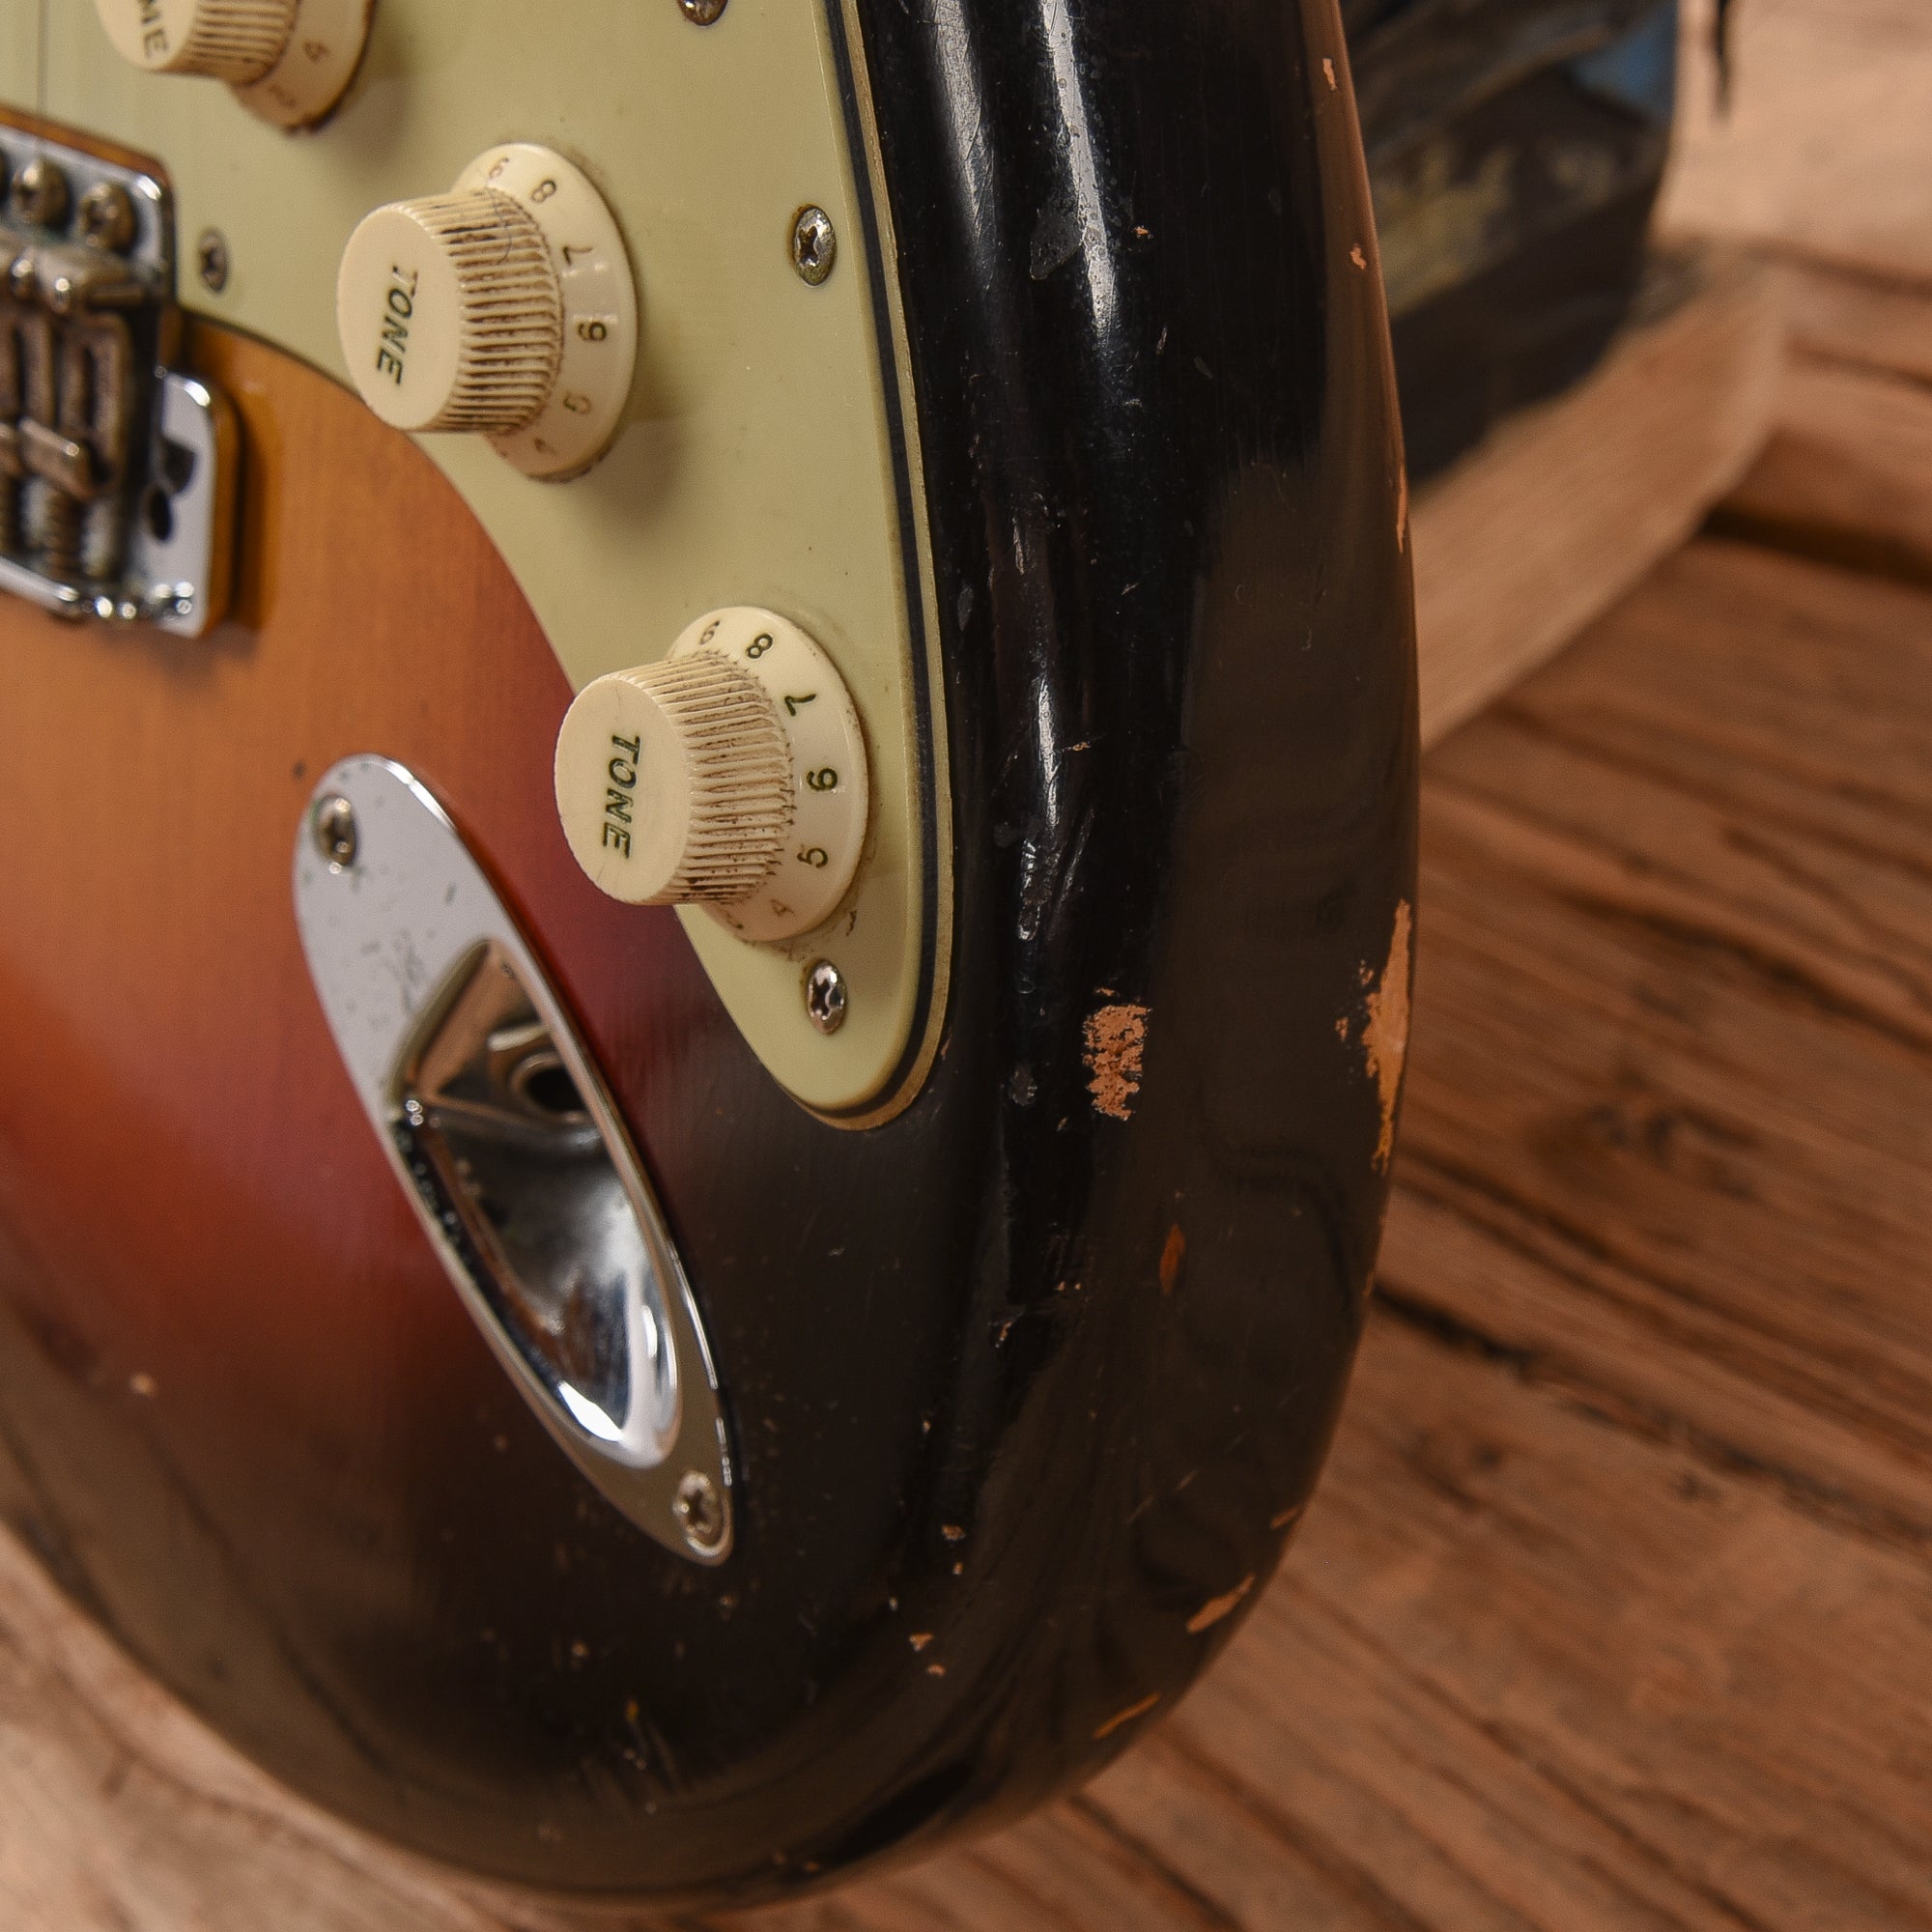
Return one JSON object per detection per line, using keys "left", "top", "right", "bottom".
{"left": 1158, "top": 1223, "right": 1186, "bottom": 1294}
{"left": 1184, "top": 1575, "right": 1255, "bottom": 1634}
{"left": 1084, "top": 1003, "right": 1151, "bottom": 1121}
{"left": 1345, "top": 897, "right": 1414, "bottom": 1171}
{"left": 1093, "top": 1693, "right": 1161, "bottom": 1742}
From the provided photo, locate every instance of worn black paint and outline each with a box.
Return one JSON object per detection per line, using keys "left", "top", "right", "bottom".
{"left": 0, "top": 0, "right": 1415, "bottom": 1904}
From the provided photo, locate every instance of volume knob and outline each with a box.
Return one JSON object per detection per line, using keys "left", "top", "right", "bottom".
{"left": 97, "top": 0, "right": 293, "bottom": 80}
{"left": 336, "top": 146, "right": 638, "bottom": 479}
{"left": 555, "top": 608, "right": 869, "bottom": 942}
{"left": 93, "top": 0, "right": 369, "bottom": 127}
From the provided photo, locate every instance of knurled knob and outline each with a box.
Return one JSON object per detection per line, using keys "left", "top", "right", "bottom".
{"left": 335, "top": 188, "right": 563, "bottom": 437}
{"left": 556, "top": 651, "right": 793, "bottom": 907}
{"left": 95, "top": 0, "right": 296, "bottom": 82}
{"left": 336, "top": 146, "right": 638, "bottom": 478}
{"left": 96, "top": 0, "right": 370, "bottom": 127}
{"left": 556, "top": 608, "right": 870, "bottom": 942}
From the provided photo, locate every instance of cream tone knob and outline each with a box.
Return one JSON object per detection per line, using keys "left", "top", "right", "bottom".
{"left": 336, "top": 190, "right": 561, "bottom": 435}
{"left": 556, "top": 608, "right": 869, "bottom": 943}
{"left": 336, "top": 145, "right": 638, "bottom": 479}
{"left": 94, "top": 0, "right": 369, "bottom": 128}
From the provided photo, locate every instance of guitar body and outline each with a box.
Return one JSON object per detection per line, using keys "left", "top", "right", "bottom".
{"left": 0, "top": 0, "right": 1415, "bottom": 1905}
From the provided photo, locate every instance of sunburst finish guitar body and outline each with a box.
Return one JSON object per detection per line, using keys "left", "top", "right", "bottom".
{"left": 0, "top": 0, "right": 1415, "bottom": 1904}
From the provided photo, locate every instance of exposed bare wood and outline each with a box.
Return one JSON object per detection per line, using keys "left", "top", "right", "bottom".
{"left": 1412, "top": 246, "right": 1783, "bottom": 747}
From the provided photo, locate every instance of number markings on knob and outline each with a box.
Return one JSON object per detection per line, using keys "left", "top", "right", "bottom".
{"left": 335, "top": 145, "right": 638, "bottom": 479}
{"left": 553, "top": 607, "right": 869, "bottom": 946}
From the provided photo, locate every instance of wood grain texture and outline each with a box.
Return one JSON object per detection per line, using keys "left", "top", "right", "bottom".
{"left": 8, "top": 10, "right": 1932, "bottom": 1913}
{"left": 11, "top": 529, "right": 1932, "bottom": 1929}
{"left": 1411, "top": 244, "right": 1782, "bottom": 748}
{"left": 1416, "top": 0, "right": 1932, "bottom": 752}
{"left": 715, "top": 542, "right": 1932, "bottom": 1932}
{"left": 1713, "top": 316, "right": 1932, "bottom": 589}
{"left": 1784, "top": 262, "right": 1932, "bottom": 391}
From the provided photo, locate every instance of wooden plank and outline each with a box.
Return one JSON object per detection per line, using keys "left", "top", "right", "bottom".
{"left": 1416, "top": 0, "right": 1932, "bottom": 753}
{"left": 742, "top": 1310, "right": 1932, "bottom": 1932}
{"left": 10, "top": 532, "right": 1932, "bottom": 1927}
{"left": 13, "top": 0, "right": 1932, "bottom": 1899}
{"left": 1386, "top": 542, "right": 1932, "bottom": 1543}
{"left": 725, "top": 540, "right": 1932, "bottom": 1932}
{"left": 0, "top": 1518, "right": 525, "bottom": 1932}
{"left": 1783, "top": 261, "right": 1932, "bottom": 389}
{"left": 1411, "top": 245, "right": 1783, "bottom": 747}
{"left": 1703, "top": 232, "right": 1932, "bottom": 588}
{"left": 1712, "top": 345, "right": 1932, "bottom": 588}
{"left": 1663, "top": 0, "right": 1932, "bottom": 286}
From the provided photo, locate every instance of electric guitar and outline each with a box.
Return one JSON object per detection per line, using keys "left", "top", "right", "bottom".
{"left": 0, "top": 0, "right": 1415, "bottom": 1904}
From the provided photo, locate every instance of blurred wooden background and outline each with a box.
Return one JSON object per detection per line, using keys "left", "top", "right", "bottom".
{"left": 6, "top": 0, "right": 1931, "bottom": 1924}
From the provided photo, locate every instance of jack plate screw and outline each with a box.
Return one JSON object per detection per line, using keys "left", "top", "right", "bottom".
{"left": 313, "top": 795, "right": 358, "bottom": 870}
{"left": 674, "top": 1471, "right": 726, "bottom": 1553}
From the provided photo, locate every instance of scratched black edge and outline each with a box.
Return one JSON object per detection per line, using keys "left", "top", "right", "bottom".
{"left": 820, "top": 0, "right": 945, "bottom": 1120}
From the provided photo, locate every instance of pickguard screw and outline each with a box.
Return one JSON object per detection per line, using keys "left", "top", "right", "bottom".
{"left": 13, "top": 156, "right": 71, "bottom": 229}
{"left": 674, "top": 1471, "right": 725, "bottom": 1554}
{"left": 77, "top": 181, "right": 137, "bottom": 253}
{"left": 197, "top": 228, "right": 230, "bottom": 294}
{"left": 790, "top": 205, "right": 837, "bottom": 285}
{"left": 312, "top": 794, "right": 358, "bottom": 870}
{"left": 805, "top": 959, "right": 848, "bottom": 1035}
{"left": 677, "top": 0, "right": 728, "bottom": 21}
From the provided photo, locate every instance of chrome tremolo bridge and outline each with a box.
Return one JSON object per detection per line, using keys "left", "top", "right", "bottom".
{"left": 0, "top": 125, "right": 235, "bottom": 639}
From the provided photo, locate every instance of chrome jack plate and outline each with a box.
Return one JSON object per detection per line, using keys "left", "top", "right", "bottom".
{"left": 293, "top": 757, "right": 735, "bottom": 1565}
{"left": 0, "top": 123, "right": 237, "bottom": 638}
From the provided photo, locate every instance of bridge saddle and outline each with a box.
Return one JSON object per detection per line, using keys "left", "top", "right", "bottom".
{"left": 0, "top": 123, "right": 235, "bottom": 638}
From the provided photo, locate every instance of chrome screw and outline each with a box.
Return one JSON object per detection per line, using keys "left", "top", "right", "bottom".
{"left": 677, "top": 0, "right": 728, "bottom": 21}
{"left": 674, "top": 1471, "right": 726, "bottom": 1554}
{"left": 789, "top": 205, "right": 837, "bottom": 286}
{"left": 312, "top": 795, "right": 358, "bottom": 870}
{"left": 13, "top": 156, "right": 71, "bottom": 229}
{"left": 805, "top": 959, "right": 848, "bottom": 1035}
{"left": 197, "top": 228, "right": 230, "bottom": 294}
{"left": 77, "top": 181, "right": 137, "bottom": 253}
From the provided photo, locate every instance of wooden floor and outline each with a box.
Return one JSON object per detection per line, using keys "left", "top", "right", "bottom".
{"left": 10, "top": 5, "right": 1932, "bottom": 1921}
{"left": 718, "top": 357, "right": 1932, "bottom": 1932}
{"left": 11, "top": 385, "right": 1927, "bottom": 1932}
